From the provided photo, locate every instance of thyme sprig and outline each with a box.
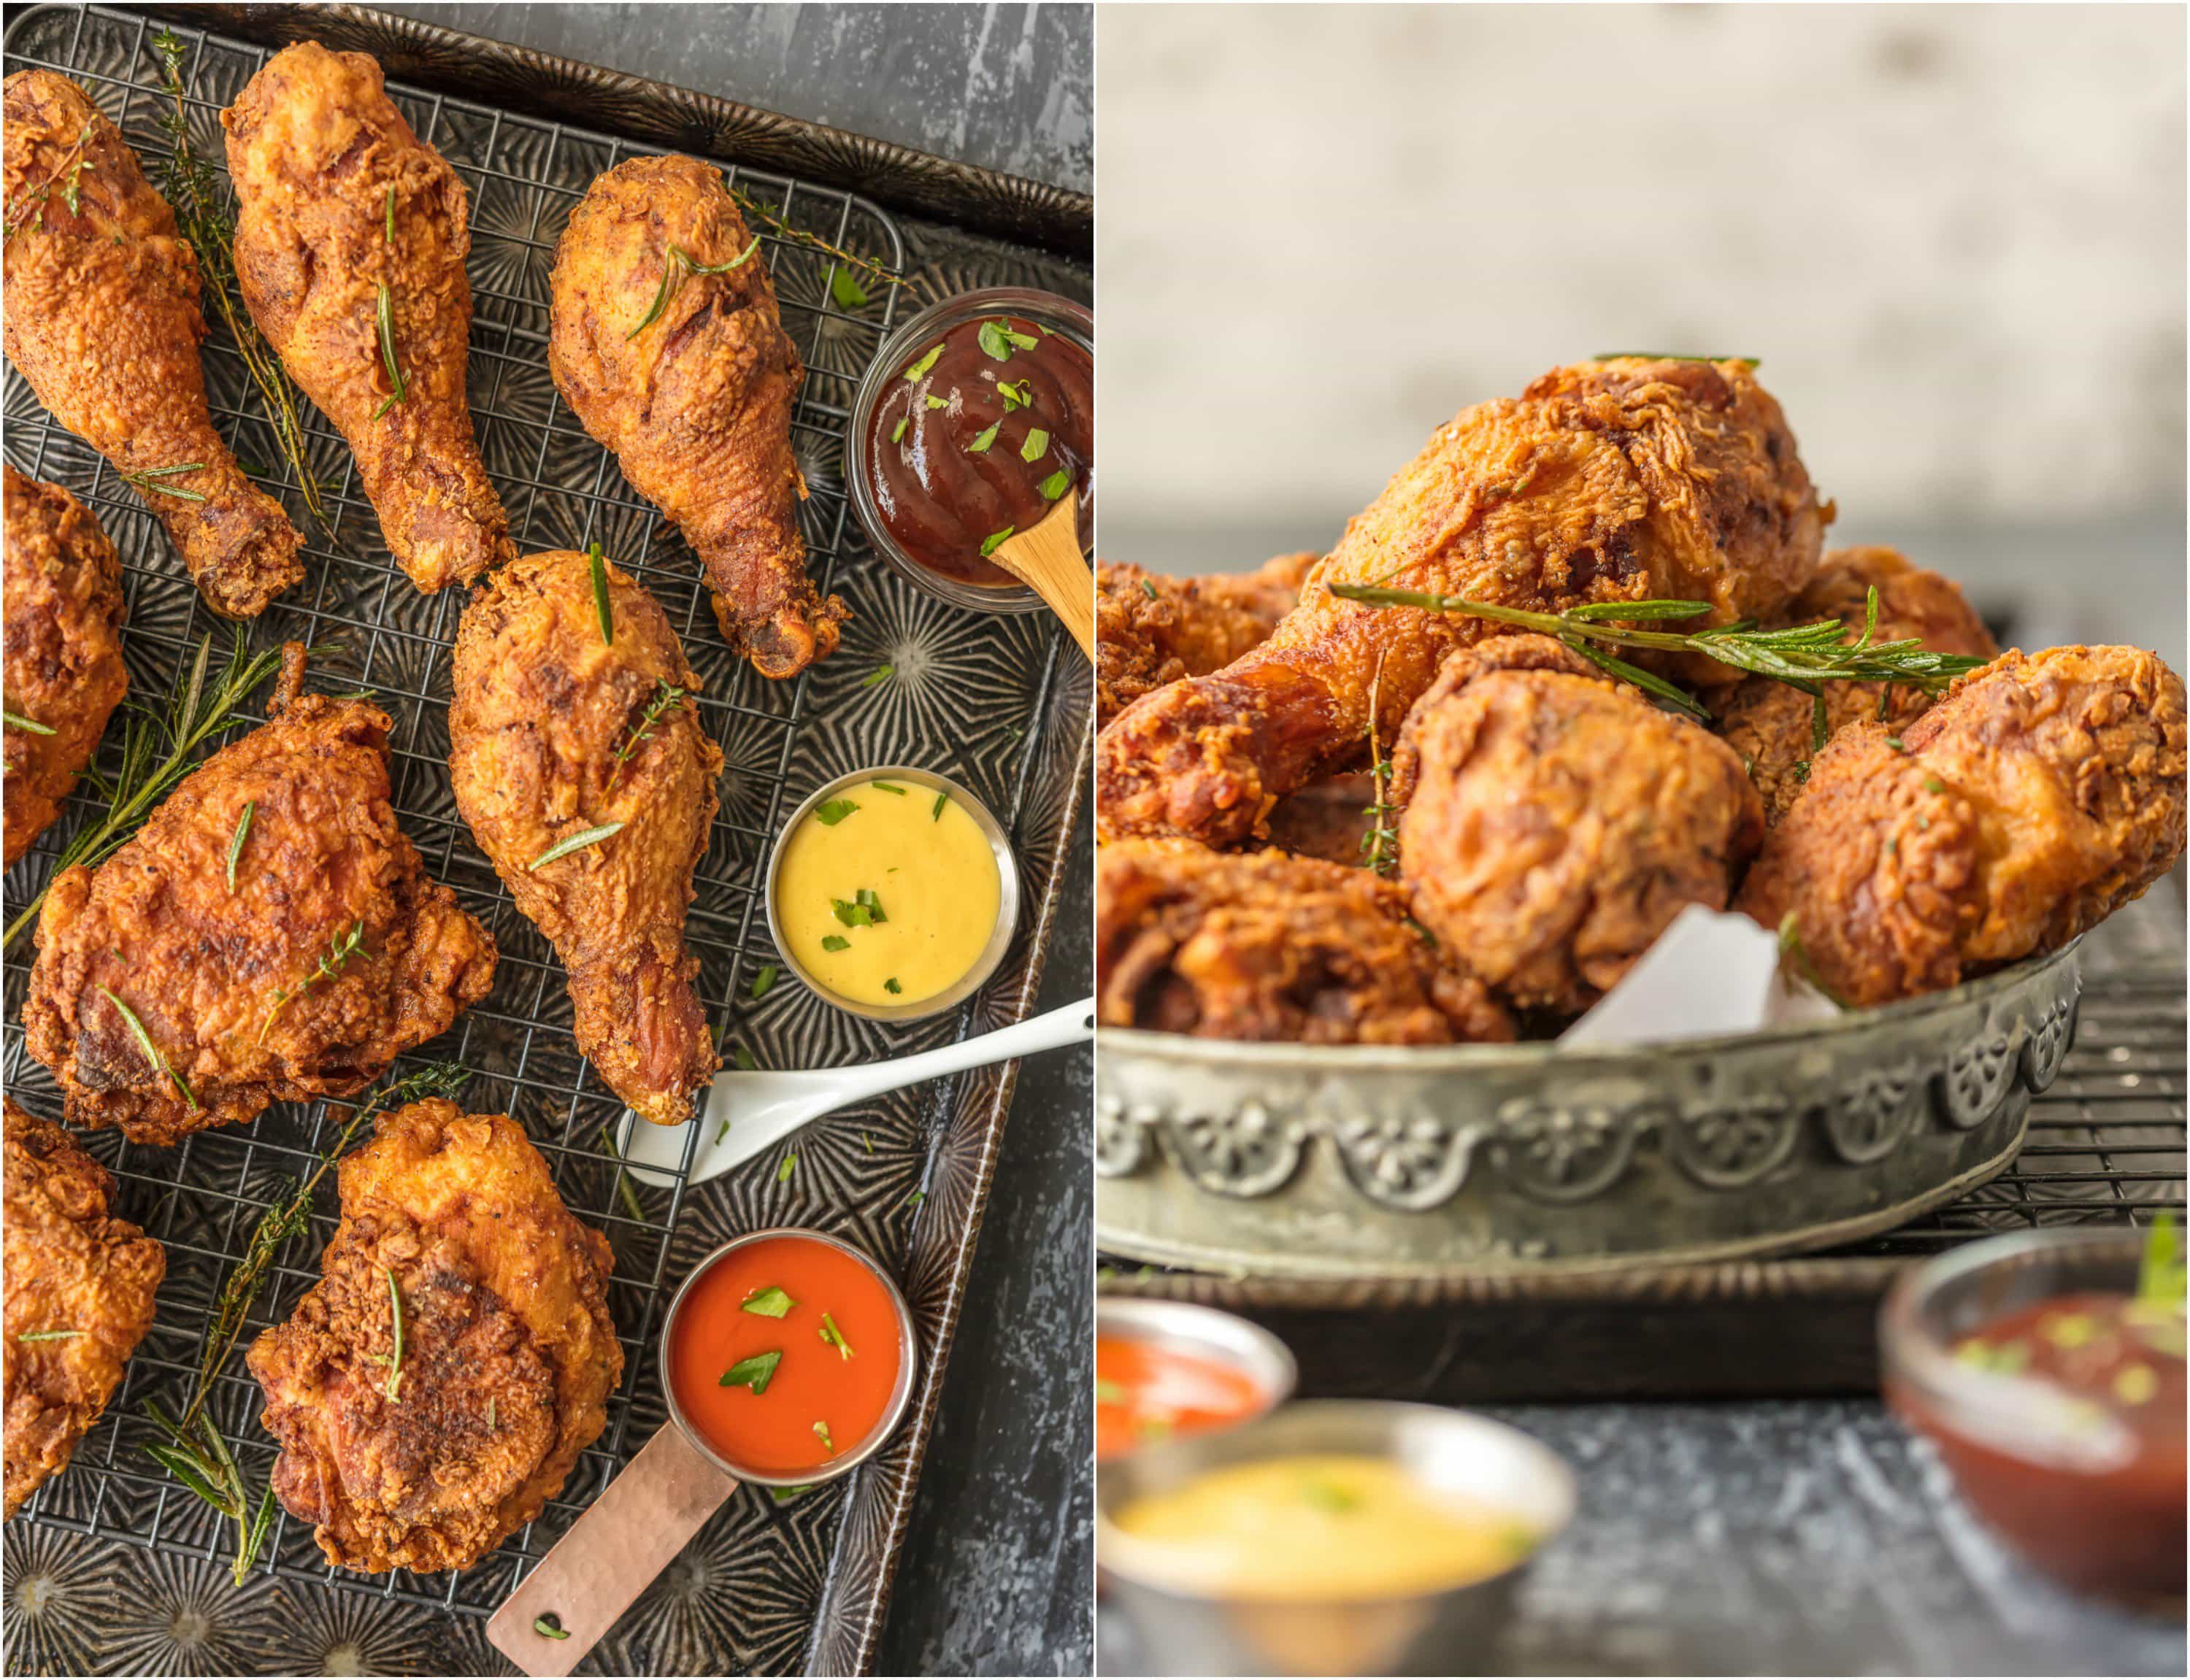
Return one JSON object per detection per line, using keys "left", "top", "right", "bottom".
{"left": 625, "top": 236, "right": 761, "bottom": 340}
{"left": 1359, "top": 650, "right": 1399, "bottom": 876}
{"left": 144, "top": 1061, "right": 468, "bottom": 1584}
{"left": 1328, "top": 584, "right": 1989, "bottom": 724}
{"left": 149, "top": 31, "right": 328, "bottom": 528}
{"left": 614, "top": 681, "right": 688, "bottom": 771}
{"left": 726, "top": 186, "right": 907, "bottom": 291}
{"left": 258, "top": 920, "right": 368, "bottom": 1045}
{"left": 3, "top": 121, "right": 96, "bottom": 242}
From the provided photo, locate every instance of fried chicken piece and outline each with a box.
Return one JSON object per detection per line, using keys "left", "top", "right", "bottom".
{"left": 1096, "top": 553, "right": 1315, "bottom": 725}
{"left": 1097, "top": 839, "right": 1513, "bottom": 1044}
{"left": 223, "top": 43, "right": 514, "bottom": 593}
{"left": 3, "top": 70, "right": 302, "bottom": 617}
{"left": 4, "top": 1098, "right": 164, "bottom": 1519}
{"left": 1392, "top": 636, "right": 1765, "bottom": 1016}
{"left": 1716, "top": 546, "right": 1999, "bottom": 820}
{"left": 247, "top": 1098, "right": 620, "bottom": 1573}
{"left": 549, "top": 155, "right": 845, "bottom": 678}
{"left": 21, "top": 654, "right": 497, "bottom": 1144}
{"left": 1264, "top": 772, "right": 1380, "bottom": 868}
{"left": 3, "top": 465, "right": 127, "bottom": 865}
{"left": 1738, "top": 646, "right": 2188, "bottom": 1006}
{"left": 1096, "top": 358, "right": 1827, "bottom": 846}
{"left": 450, "top": 550, "right": 723, "bottom": 1125}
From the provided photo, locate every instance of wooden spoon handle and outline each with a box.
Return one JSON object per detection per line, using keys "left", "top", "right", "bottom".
{"left": 989, "top": 490, "right": 1094, "bottom": 660}
{"left": 1034, "top": 553, "right": 1095, "bottom": 660}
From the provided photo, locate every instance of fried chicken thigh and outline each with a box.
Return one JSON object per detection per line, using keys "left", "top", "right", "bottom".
{"left": 223, "top": 43, "right": 514, "bottom": 593}
{"left": 4, "top": 1098, "right": 164, "bottom": 1519}
{"left": 1716, "top": 546, "right": 1999, "bottom": 820}
{"left": 549, "top": 155, "right": 846, "bottom": 678}
{"left": 1096, "top": 358, "right": 1826, "bottom": 846}
{"left": 1096, "top": 553, "right": 1315, "bottom": 725}
{"left": 449, "top": 550, "right": 723, "bottom": 1125}
{"left": 22, "top": 655, "right": 496, "bottom": 1143}
{"left": 3, "top": 70, "right": 302, "bottom": 617}
{"left": 1391, "top": 637, "right": 1764, "bottom": 1016}
{"left": 247, "top": 1098, "right": 620, "bottom": 1573}
{"left": 1097, "top": 840, "right": 1513, "bottom": 1044}
{"left": 1739, "top": 646, "right": 2188, "bottom": 1006}
{"left": 3, "top": 464, "right": 128, "bottom": 865}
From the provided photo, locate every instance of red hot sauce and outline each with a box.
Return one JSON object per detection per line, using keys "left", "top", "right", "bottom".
{"left": 866, "top": 312, "right": 1093, "bottom": 587}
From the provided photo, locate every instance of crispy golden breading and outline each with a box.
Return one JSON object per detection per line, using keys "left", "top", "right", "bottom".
{"left": 1096, "top": 358, "right": 1827, "bottom": 846}
{"left": 4, "top": 1098, "right": 164, "bottom": 1519}
{"left": 1096, "top": 553, "right": 1315, "bottom": 726}
{"left": 1391, "top": 636, "right": 1764, "bottom": 1016}
{"left": 1716, "top": 546, "right": 1999, "bottom": 820}
{"left": 1264, "top": 771, "right": 1380, "bottom": 868}
{"left": 247, "top": 1099, "right": 620, "bottom": 1573}
{"left": 3, "top": 465, "right": 127, "bottom": 865}
{"left": 1739, "top": 647, "right": 2188, "bottom": 1006}
{"left": 223, "top": 43, "right": 514, "bottom": 593}
{"left": 22, "top": 660, "right": 497, "bottom": 1143}
{"left": 3, "top": 70, "right": 302, "bottom": 617}
{"left": 450, "top": 550, "right": 723, "bottom": 1126}
{"left": 550, "top": 155, "right": 845, "bottom": 678}
{"left": 1096, "top": 839, "right": 1513, "bottom": 1044}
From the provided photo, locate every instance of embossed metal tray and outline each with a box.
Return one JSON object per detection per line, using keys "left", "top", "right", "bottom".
{"left": 1, "top": 5, "right": 1088, "bottom": 1675}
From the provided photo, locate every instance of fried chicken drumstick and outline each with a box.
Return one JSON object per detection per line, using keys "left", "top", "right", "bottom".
{"left": 1097, "top": 840, "right": 1513, "bottom": 1044}
{"left": 3, "top": 464, "right": 128, "bottom": 866}
{"left": 550, "top": 155, "right": 846, "bottom": 678}
{"left": 23, "top": 652, "right": 497, "bottom": 1144}
{"left": 4, "top": 1098, "right": 165, "bottom": 1520}
{"left": 1739, "top": 646, "right": 2187, "bottom": 1006}
{"left": 450, "top": 550, "right": 723, "bottom": 1126}
{"left": 3, "top": 70, "right": 303, "bottom": 617}
{"left": 1096, "top": 553, "right": 1315, "bottom": 726}
{"left": 223, "top": 43, "right": 515, "bottom": 593}
{"left": 1392, "top": 636, "right": 1765, "bottom": 1016}
{"left": 1716, "top": 546, "right": 1998, "bottom": 820}
{"left": 1096, "top": 358, "right": 1827, "bottom": 846}
{"left": 247, "top": 1098, "right": 620, "bottom": 1573}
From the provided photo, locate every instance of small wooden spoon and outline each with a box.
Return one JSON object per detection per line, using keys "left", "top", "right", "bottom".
{"left": 987, "top": 487, "right": 1093, "bottom": 659}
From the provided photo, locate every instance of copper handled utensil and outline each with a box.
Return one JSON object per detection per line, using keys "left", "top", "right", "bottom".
{"left": 485, "top": 1228, "right": 918, "bottom": 1676}
{"left": 986, "top": 487, "right": 1093, "bottom": 658}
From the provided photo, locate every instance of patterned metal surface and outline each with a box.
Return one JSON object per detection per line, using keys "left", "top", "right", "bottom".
{"left": 2, "top": 5, "right": 1090, "bottom": 1673}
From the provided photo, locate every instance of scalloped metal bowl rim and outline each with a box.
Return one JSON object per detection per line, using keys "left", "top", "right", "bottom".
{"left": 1098, "top": 938, "right": 2082, "bottom": 1076}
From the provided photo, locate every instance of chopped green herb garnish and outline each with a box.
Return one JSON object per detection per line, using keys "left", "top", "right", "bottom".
{"left": 588, "top": 541, "right": 614, "bottom": 644}
{"left": 980, "top": 526, "right": 1014, "bottom": 557}
{"left": 777, "top": 1153, "right": 796, "bottom": 1184}
{"left": 226, "top": 801, "right": 255, "bottom": 892}
{"left": 997, "top": 378, "right": 1031, "bottom": 410}
{"left": 903, "top": 1189, "right": 926, "bottom": 1209}
{"left": 904, "top": 344, "right": 944, "bottom": 382}
{"left": 863, "top": 665, "right": 894, "bottom": 687}
{"left": 815, "top": 798, "right": 859, "bottom": 826}
{"left": 530, "top": 821, "right": 625, "bottom": 868}
{"left": 721, "top": 1349, "right": 782, "bottom": 1394}
{"left": 1094, "top": 1378, "right": 1126, "bottom": 1404}
{"left": 734, "top": 1044, "right": 757, "bottom": 1071}
{"left": 967, "top": 421, "right": 1000, "bottom": 454}
{"left": 750, "top": 965, "right": 777, "bottom": 1001}
{"left": 533, "top": 1616, "right": 571, "bottom": 1641}
{"left": 821, "top": 934, "right": 850, "bottom": 952}
{"left": 1923, "top": 776, "right": 1947, "bottom": 794}
{"left": 856, "top": 887, "right": 886, "bottom": 922}
{"left": 1038, "top": 469, "right": 1072, "bottom": 501}
{"left": 831, "top": 898, "right": 875, "bottom": 928}
{"left": 828, "top": 263, "right": 869, "bottom": 309}
{"left": 1139, "top": 578, "right": 1158, "bottom": 600}
{"left": 891, "top": 417, "right": 907, "bottom": 444}
{"left": 742, "top": 1285, "right": 796, "bottom": 1318}
{"left": 2138, "top": 1214, "right": 2183, "bottom": 1301}
{"left": 769, "top": 1485, "right": 811, "bottom": 1503}
{"left": 977, "top": 317, "right": 1040, "bottom": 360}
{"left": 1299, "top": 1478, "right": 1361, "bottom": 1514}
{"left": 818, "top": 1313, "right": 854, "bottom": 1359}
{"left": 931, "top": 792, "right": 947, "bottom": 820}
{"left": 925, "top": 393, "right": 950, "bottom": 409}
{"left": 883, "top": 977, "right": 902, "bottom": 995}
{"left": 1021, "top": 427, "right": 1050, "bottom": 463}
{"left": 1886, "top": 736, "right": 1907, "bottom": 752}
{"left": 812, "top": 1419, "right": 837, "bottom": 1456}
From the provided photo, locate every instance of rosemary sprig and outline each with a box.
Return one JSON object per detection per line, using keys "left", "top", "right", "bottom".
{"left": 5, "top": 630, "right": 323, "bottom": 949}
{"left": 589, "top": 541, "right": 615, "bottom": 644}
{"left": 372, "top": 282, "right": 408, "bottom": 418}
{"left": 614, "top": 681, "right": 687, "bottom": 771}
{"left": 226, "top": 801, "right": 256, "bottom": 892}
{"left": 149, "top": 31, "right": 328, "bottom": 528}
{"left": 118, "top": 462, "right": 210, "bottom": 504}
{"left": 1359, "top": 650, "right": 1398, "bottom": 875}
{"left": 258, "top": 920, "right": 368, "bottom": 1046}
{"left": 144, "top": 1061, "right": 468, "bottom": 1583}
{"left": 16, "top": 1328, "right": 81, "bottom": 1343}
{"left": 596, "top": 1124, "right": 647, "bottom": 1224}
{"left": 3, "top": 121, "right": 96, "bottom": 242}
{"left": 1327, "top": 584, "right": 1989, "bottom": 724}
{"left": 625, "top": 236, "right": 761, "bottom": 340}
{"left": 96, "top": 985, "right": 198, "bottom": 1111}
{"left": 3, "top": 707, "right": 55, "bottom": 736}
{"left": 379, "top": 1268, "right": 405, "bottom": 1400}
{"left": 531, "top": 821, "right": 626, "bottom": 868}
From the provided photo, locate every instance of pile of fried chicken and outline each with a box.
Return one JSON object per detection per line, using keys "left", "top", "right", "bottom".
{"left": 0, "top": 44, "right": 840, "bottom": 1566}
{"left": 1097, "top": 356, "right": 2188, "bottom": 1039}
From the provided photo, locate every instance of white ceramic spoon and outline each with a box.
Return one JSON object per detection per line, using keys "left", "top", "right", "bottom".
{"left": 615, "top": 998, "right": 1095, "bottom": 1187}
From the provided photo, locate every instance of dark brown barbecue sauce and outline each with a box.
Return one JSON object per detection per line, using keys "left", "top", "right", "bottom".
{"left": 865, "top": 313, "right": 1093, "bottom": 587}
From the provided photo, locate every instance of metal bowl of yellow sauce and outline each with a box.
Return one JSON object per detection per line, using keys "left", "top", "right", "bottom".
{"left": 1096, "top": 1399, "right": 1575, "bottom": 1676}
{"left": 766, "top": 766, "right": 1021, "bottom": 1023}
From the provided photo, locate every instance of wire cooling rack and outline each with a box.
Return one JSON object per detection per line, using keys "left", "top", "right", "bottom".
{"left": 0, "top": 2, "right": 980, "bottom": 1620}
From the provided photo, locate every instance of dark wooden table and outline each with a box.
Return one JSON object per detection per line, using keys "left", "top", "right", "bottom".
{"left": 384, "top": 7, "right": 1094, "bottom": 1673}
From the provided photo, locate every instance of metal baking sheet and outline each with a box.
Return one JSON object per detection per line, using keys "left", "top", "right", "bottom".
{"left": 1, "top": 5, "right": 1090, "bottom": 1673}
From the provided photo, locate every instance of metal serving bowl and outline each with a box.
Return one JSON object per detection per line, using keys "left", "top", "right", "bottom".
{"left": 766, "top": 764, "right": 1022, "bottom": 1025}
{"left": 1096, "top": 943, "right": 2082, "bottom": 1278}
{"left": 1097, "top": 1399, "right": 1576, "bottom": 1676}
{"left": 1096, "top": 1298, "right": 1297, "bottom": 1458}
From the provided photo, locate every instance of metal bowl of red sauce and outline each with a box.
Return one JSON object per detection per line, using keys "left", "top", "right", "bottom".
{"left": 661, "top": 1228, "right": 918, "bottom": 1486}
{"left": 848, "top": 285, "right": 1093, "bottom": 613}
{"left": 1097, "top": 1298, "right": 1296, "bottom": 1463}
{"left": 1880, "top": 1227, "right": 2186, "bottom": 1606}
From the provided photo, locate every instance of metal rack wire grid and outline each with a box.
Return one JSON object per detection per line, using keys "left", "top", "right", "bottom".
{"left": 2, "top": 5, "right": 1073, "bottom": 1625}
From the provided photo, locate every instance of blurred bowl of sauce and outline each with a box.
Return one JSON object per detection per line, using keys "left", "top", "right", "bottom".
{"left": 1096, "top": 1298, "right": 1294, "bottom": 1463}
{"left": 848, "top": 286, "right": 1093, "bottom": 614}
{"left": 1096, "top": 1398, "right": 1575, "bottom": 1676}
{"left": 1880, "top": 1226, "right": 2186, "bottom": 1606}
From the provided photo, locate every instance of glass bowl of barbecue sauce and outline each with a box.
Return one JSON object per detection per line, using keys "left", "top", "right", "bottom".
{"left": 1881, "top": 1226, "right": 2186, "bottom": 1608}
{"left": 848, "top": 287, "right": 1093, "bottom": 613}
